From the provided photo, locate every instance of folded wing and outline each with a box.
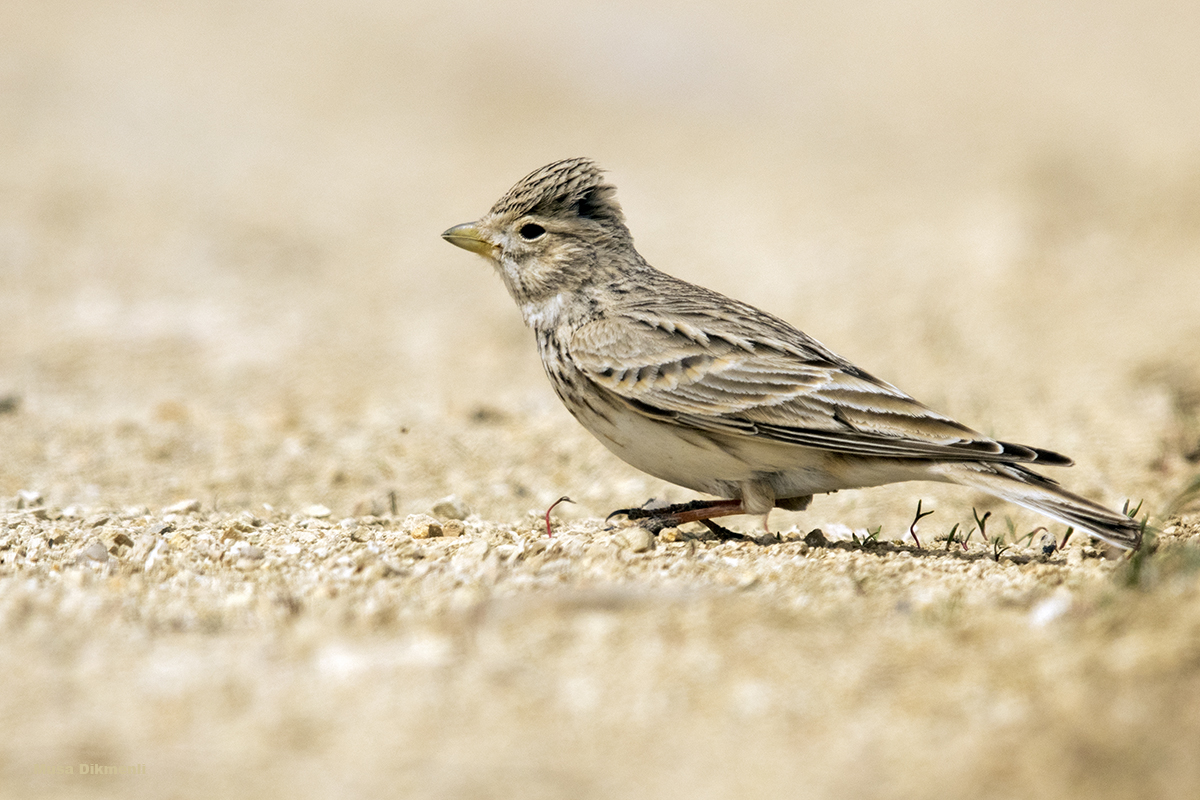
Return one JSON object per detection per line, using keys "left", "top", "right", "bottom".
{"left": 568, "top": 310, "right": 1072, "bottom": 467}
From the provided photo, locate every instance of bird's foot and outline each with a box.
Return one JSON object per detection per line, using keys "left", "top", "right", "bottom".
{"left": 606, "top": 498, "right": 747, "bottom": 536}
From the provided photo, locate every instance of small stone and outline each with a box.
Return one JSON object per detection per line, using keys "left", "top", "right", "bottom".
{"left": 1039, "top": 531, "right": 1058, "bottom": 555}
{"left": 164, "top": 499, "right": 201, "bottom": 515}
{"left": 241, "top": 544, "right": 265, "bottom": 560}
{"left": 618, "top": 527, "right": 655, "bottom": 553}
{"left": 147, "top": 521, "right": 175, "bottom": 536}
{"left": 804, "top": 529, "right": 828, "bottom": 547}
{"left": 431, "top": 495, "right": 471, "bottom": 520}
{"left": 77, "top": 540, "right": 110, "bottom": 564}
{"left": 403, "top": 513, "right": 444, "bottom": 539}
{"left": 48, "top": 529, "right": 69, "bottom": 546}
{"left": 658, "top": 527, "right": 684, "bottom": 543}
{"left": 219, "top": 524, "right": 244, "bottom": 541}
{"left": 302, "top": 504, "right": 332, "bottom": 519}
{"left": 412, "top": 521, "right": 444, "bottom": 539}
{"left": 16, "top": 489, "right": 43, "bottom": 508}
{"left": 85, "top": 514, "right": 111, "bottom": 529}
{"left": 143, "top": 538, "right": 169, "bottom": 572}
{"left": 111, "top": 532, "right": 135, "bottom": 548}
{"left": 442, "top": 520, "right": 466, "bottom": 538}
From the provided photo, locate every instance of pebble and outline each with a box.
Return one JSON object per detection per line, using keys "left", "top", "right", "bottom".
{"left": 804, "top": 529, "right": 828, "bottom": 547}
{"left": 164, "top": 499, "right": 201, "bottom": 515}
{"left": 143, "top": 538, "right": 168, "bottom": 572}
{"left": 77, "top": 540, "right": 110, "bottom": 564}
{"left": 431, "top": 495, "right": 471, "bottom": 520}
{"left": 658, "top": 527, "right": 684, "bottom": 543}
{"left": 411, "top": 521, "right": 444, "bottom": 539}
{"left": 302, "top": 505, "right": 332, "bottom": 519}
{"left": 147, "top": 522, "right": 175, "bottom": 536}
{"left": 16, "top": 489, "right": 43, "bottom": 508}
{"left": 442, "top": 520, "right": 466, "bottom": 538}
{"left": 618, "top": 527, "right": 655, "bottom": 553}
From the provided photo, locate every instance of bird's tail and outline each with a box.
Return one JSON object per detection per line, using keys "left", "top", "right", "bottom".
{"left": 940, "top": 462, "right": 1143, "bottom": 550}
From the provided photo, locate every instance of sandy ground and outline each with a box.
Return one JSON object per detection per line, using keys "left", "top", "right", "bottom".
{"left": 3, "top": 0, "right": 1200, "bottom": 797}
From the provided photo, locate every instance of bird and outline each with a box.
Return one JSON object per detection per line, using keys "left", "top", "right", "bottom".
{"left": 441, "top": 157, "right": 1142, "bottom": 550}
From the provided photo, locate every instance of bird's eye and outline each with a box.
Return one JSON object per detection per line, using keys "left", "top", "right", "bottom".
{"left": 519, "top": 223, "right": 546, "bottom": 240}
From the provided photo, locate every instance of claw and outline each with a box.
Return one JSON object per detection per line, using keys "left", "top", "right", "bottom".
{"left": 699, "top": 519, "right": 746, "bottom": 541}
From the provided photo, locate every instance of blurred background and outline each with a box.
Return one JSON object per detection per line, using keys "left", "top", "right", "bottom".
{"left": 5, "top": 4, "right": 1200, "bottom": 800}
{"left": 2, "top": 0, "right": 1199, "bottom": 528}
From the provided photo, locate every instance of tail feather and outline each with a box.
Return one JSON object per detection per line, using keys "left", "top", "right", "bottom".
{"left": 941, "top": 462, "right": 1143, "bottom": 550}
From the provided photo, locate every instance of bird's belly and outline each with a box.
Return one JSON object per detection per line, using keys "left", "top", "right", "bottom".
{"left": 570, "top": 394, "right": 938, "bottom": 500}
{"left": 576, "top": 405, "right": 758, "bottom": 493}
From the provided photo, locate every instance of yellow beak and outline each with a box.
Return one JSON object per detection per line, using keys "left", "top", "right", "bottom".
{"left": 441, "top": 223, "right": 497, "bottom": 257}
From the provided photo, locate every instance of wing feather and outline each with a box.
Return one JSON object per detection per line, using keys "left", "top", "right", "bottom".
{"left": 568, "top": 312, "right": 1071, "bottom": 466}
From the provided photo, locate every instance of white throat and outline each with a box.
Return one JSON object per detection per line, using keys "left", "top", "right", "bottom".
{"left": 520, "top": 292, "right": 568, "bottom": 329}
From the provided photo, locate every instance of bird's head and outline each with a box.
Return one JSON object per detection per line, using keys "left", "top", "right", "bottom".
{"left": 442, "top": 158, "right": 634, "bottom": 314}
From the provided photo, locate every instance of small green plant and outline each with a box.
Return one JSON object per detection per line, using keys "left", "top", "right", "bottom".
{"left": 1017, "top": 525, "right": 1048, "bottom": 548}
{"left": 1059, "top": 526, "right": 1075, "bottom": 550}
{"left": 851, "top": 526, "right": 883, "bottom": 547}
{"left": 991, "top": 534, "right": 1011, "bottom": 562}
{"left": 942, "top": 522, "right": 962, "bottom": 551}
{"left": 973, "top": 508, "right": 992, "bottom": 540}
{"left": 908, "top": 499, "right": 934, "bottom": 548}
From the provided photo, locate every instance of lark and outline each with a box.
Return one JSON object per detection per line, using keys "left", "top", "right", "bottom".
{"left": 442, "top": 158, "right": 1142, "bottom": 549}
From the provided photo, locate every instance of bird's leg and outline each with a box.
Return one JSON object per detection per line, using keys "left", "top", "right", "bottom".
{"left": 607, "top": 498, "right": 746, "bottom": 533}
